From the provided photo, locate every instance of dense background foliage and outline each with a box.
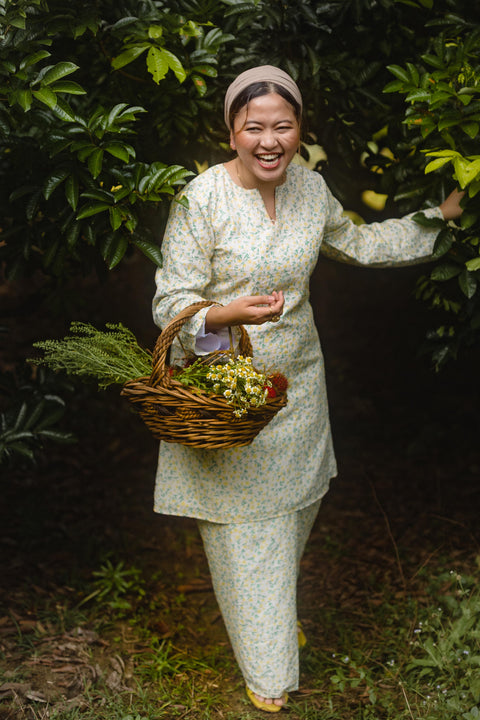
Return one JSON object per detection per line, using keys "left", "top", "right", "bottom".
{"left": 1, "top": 0, "right": 479, "bottom": 464}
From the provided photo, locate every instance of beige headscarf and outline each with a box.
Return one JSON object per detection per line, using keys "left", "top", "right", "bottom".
{"left": 224, "top": 65, "right": 303, "bottom": 129}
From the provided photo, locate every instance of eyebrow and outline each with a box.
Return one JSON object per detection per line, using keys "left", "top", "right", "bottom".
{"left": 243, "top": 118, "right": 295, "bottom": 126}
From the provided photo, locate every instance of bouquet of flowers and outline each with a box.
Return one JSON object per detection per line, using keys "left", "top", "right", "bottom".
{"left": 172, "top": 354, "right": 288, "bottom": 418}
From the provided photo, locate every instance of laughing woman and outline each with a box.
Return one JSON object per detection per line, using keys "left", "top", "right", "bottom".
{"left": 152, "top": 66, "right": 463, "bottom": 712}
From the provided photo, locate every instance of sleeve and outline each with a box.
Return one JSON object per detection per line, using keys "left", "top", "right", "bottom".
{"left": 195, "top": 320, "right": 231, "bottom": 356}
{"left": 320, "top": 186, "right": 444, "bottom": 267}
{"left": 152, "top": 186, "right": 218, "bottom": 356}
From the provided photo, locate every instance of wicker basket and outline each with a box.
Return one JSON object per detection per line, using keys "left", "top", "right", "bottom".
{"left": 121, "top": 300, "right": 288, "bottom": 449}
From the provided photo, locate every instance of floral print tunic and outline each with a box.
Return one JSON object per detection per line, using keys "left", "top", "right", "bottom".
{"left": 152, "top": 163, "right": 442, "bottom": 523}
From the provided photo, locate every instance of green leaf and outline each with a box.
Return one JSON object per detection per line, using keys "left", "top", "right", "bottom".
{"left": 65, "top": 175, "right": 79, "bottom": 210}
{"left": 77, "top": 145, "right": 96, "bottom": 162}
{"left": 42, "top": 62, "right": 79, "bottom": 86}
{"left": 432, "top": 229, "right": 454, "bottom": 258}
{"left": 116, "top": 105, "right": 146, "bottom": 122}
{"left": 124, "top": 215, "right": 137, "bottom": 232}
{"left": 466, "top": 257, "right": 480, "bottom": 271}
{"left": 438, "top": 114, "right": 462, "bottom": 131}
{"left": 19, "top": 51, "right": 51, "bottom": 71}
{"left": 425, "top": 149, "right": 460, "bottom": 159}
{"left": 429, "top": 90, "right": 454, "bottom": 107}
{"left": 88, "top": 148, "right": 104, "bottom": 179}
{"left": 133, "top": 238, "right": 163, "bottom": 266}
{"left": 109, "top": 206, "right": 123, "bottom": 231}
{"left": 191, "top": 63, "right": 217, "bottom": 77}
{"left": 76, "top": 202, "right": 111, "bottom": 220}
{"left": 386, "top": 64, "right": 411, "bottom": 84}
{"left": 460, "top": 212, "right": 478, "bottom": 230}
{"left": 32, "top": 87, "right": 57, "bottom": 109}
{"left": 81, "top": 189, "right": 116, "bottom": 204}
{"left": 412, "top": 212, "right": 445, "bottom": 229}
{"left": 44, "top": 170, "right": 69, "bottom": 199}
{"left": 49, "top": 81, "right": 86, "bottom": 95}
{"left": 107, "top": 234, "right": 129, "bottom": 269}
{"left": 23, "top": 399, "right": 47, "bottom": 432}
{"left": 26, "top": 189, "right": 41, "bottom": 221}
{"left": 146, "top": 47, "right": 169, "bottom": 84}
{"left": 425, "top": 156, "right": 453, "bottom": 174}
{"left": 12, "top": 403, "right": 28, "bottom": 432}
{"left": 453, "top": 157, "right": 480, "bottom": 188}
{"left": 37, "top": 429, "right": 74, "bottom": 443}
{"left": 161, "top": 49, "right": 186, "bottom": 83}
{"left": 52, "top": 97, "right": 77, "bottom": 122}
{"left": 148, "top": 25, "right": 163, "bottom": 39}
{"left": 106, "top": 103, "right": 129, "bottom": 127}
{"left": 191, "top": 74, "right": 207, "bottom": 96}
{"left": 9, "top": 17, "right": 26, "bottom": 29}
{"left": 109, "top": 16, "right": 139, "bottom": 31}
{"left": 458, "top": 93, "right": 473, "bottom": 107}
{"left": 406, "top": 62, "right": 419, "bottom": 87}
{"left": 65, "top": 221, "right": 81, "bottom": 248}
{"left": 462, "top": 122, "right": 479, "bottom": 139}
{"left": 111, "top": 45, "right": 149, "bottom": 71}
{"left": 458, "top": 269, "right": 477, "bottom": 298}
{"left": 142, "top": 164, "right": 186, "bottom": 193}
{"left": 431, "top": 262, "right": 462, "bottom": 281}
{"left": 383, "top": 79, "right": 405, "bottom": 94}
{"left": 180, "top": 20, "right": 203, "bottom": 39}
{"left": 104, "top": 142, "right": 134, "bottom": 162}
{"left": 17, "top": 89, "right": 33, "bottom": 111}
{"left": 420, "top": 53, "right": 444, "bottom": 69}
{"left": 406, "top": 89, "right": 431, "bottom": 103}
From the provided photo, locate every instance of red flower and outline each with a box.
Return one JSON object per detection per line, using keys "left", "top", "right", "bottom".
{"left": 265, "top": 385, "right": 277, "bottom": 398}
{"left": 268, "top": 373, "right": 288, "bottom": 392}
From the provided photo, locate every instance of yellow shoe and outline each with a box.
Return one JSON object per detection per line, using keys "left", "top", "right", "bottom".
{"left": 297, "top": 621, "right": 307, "bottom": 648}
{"left": 246, "top": 686, "right": 288, "bottom": 713}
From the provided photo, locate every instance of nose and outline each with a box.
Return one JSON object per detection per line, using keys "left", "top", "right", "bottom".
{"left": 259, "top": 129, "right": 278, "bottom": 149}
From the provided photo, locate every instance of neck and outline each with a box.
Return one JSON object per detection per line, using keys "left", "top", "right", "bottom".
{"left": 235, "top": 158, "right": 286, "bottom": 192}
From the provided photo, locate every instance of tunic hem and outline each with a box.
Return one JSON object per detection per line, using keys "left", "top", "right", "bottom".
{"left": 152, "top": 473, "right": 335, "bottom": 524}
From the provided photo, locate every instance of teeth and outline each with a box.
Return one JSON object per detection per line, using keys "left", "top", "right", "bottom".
{"left": 258, "top": 154, "right": 279, "bottom": 161}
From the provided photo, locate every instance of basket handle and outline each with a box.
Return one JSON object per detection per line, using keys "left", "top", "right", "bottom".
{"left": 150, "top": 300, "right": 253, "bottom": 387}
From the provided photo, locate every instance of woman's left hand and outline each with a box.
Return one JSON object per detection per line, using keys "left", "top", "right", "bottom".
{"left": 439, "top": 188, "right": 465, "bottom": 221}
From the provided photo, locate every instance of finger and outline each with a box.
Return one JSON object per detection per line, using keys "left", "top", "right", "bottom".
{"left": 243, "top": 294, "right": 275, "bottom": 307}
{"left": 268, "top": 298, "right": 284, "bottom": 313}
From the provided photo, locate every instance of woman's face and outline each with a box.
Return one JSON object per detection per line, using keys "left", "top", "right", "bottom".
{"left": 230, "top": 92, "right": 300, "bottom": 188}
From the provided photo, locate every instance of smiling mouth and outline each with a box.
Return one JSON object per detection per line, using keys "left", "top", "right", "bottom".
{"left": 256, "top": 153, "right": 282, "bottom": 168}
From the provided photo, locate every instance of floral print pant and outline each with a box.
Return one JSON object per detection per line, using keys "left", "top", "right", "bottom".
{"left": 197, "top": 500, "right": 321, "bottom": 697}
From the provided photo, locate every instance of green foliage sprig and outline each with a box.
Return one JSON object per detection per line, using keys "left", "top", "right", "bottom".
{"left": 0, "top": 363, "right": 74, "bottom": 467}
{"left": 0, "top": 0, "right": 232, "bottom": 277}
{"left": 31, "top": 322, "right": 152, "bottom": 389}
{"left": 403, "top": 571, "right": 480, "bottom": 719}
{"left": 383, "top": 21, "right": 480, "bottom": 368}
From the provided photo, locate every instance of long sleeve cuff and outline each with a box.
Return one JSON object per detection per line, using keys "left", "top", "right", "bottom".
{"left": 194, "top": 320, "right": 231, "bottom": 355}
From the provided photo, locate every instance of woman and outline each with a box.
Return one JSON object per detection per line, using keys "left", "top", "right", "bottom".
{"left": 152, "top": 66, "right": 463, "bottom": 712}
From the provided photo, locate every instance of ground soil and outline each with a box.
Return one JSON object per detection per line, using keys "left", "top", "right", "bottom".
{"left": 1, "top": 253, "right": 479, "bottom": 718}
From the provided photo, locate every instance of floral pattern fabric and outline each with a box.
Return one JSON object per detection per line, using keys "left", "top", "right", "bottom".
{"left": 197, "top": 499, "right": 321, "bottom": 697}
{"left": 152, "top": 163, "right": 442, "bottom": 523}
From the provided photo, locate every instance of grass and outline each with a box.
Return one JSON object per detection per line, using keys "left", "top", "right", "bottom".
{"left": 2, "top": 542, "right": 479, "bottom": 720}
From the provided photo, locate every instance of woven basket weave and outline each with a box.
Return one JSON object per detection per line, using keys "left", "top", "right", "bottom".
{"left": 121, "top": 300, "right": 288, "bottom": 449}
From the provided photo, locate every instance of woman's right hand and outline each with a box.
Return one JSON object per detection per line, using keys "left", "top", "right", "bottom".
{"left": 205, "top": 291, "right": 284, "bottom": 331}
